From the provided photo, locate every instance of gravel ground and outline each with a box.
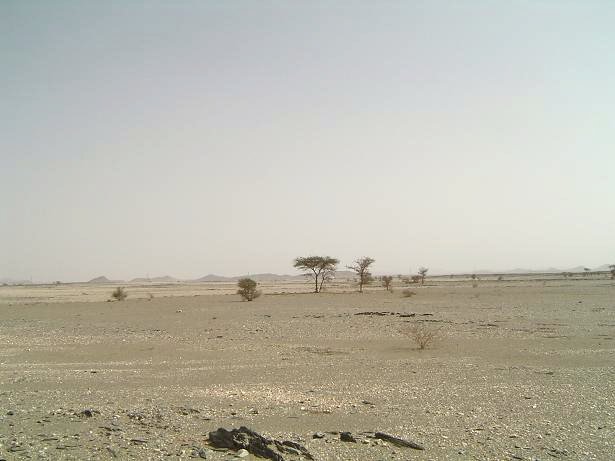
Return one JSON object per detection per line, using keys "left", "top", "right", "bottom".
{"left": 1, "top": 279, "right": 614, "bottom": 460}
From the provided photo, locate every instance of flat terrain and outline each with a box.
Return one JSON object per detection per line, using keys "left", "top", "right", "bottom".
{"left": 1, "top": 279, "right": 614, "bottom": 460}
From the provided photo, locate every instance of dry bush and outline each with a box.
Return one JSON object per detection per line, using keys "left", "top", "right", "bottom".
{"left": 382, "top": 275, "right": 393, "bottom": 291}
{"left": 402, "top": 289, "right": 416, "bottom": 298}
{"left": 111, "top": 287, "right": 127, "bottom": 301}
{"left": 403, "top": 322, "right": 440, "bottom": 350}
{"left": 237, "top": 278, "right": 261, "bottom": 301}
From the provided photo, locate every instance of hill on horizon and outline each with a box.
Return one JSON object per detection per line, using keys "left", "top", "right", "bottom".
{"left": 130, "top": 276, "right": 177, "bottom": 283}
{"left": 87, "top": 276, "right": 124, "bottom": 284}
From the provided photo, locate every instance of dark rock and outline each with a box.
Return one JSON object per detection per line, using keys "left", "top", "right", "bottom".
{"left": 6, "top": 410, "right": 14, "bottom": 416}
{"left": 208, "top": 427, "right": 284, "bottom": 461}
{"left": 78, "top": 409, "right": 99, "bottom": 418}
{"left": 374, "top": 432, "right": 424, "bottom": 450}
{"left": 312, "top": 432, "right": 326, "bottom": 439}
{"left": 340, "top": 432, "right": 357, "bottom": 442}
{"left": 208, "top": 427, "right": 314, "bottom": 461}
{"left": 275, "top": 440, "right": 314, "bottom": 459}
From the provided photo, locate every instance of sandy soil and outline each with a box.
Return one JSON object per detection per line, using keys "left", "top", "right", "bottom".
{"left": 1, "top": 279, "right": 614, "bottom": 460}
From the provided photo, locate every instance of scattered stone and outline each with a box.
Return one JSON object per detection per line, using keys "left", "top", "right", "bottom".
{"left": 178, "top": 406, "right": 200, "bottom": 415}
{"left": 236, "top": 448, "right": 249, "bottom": 458}
{"left": 312, "top": 432, "right": 326, "bottom": 439}
{"left": 78, "top": 409, "right": 99, "bottom": 418}
{"left": 275, "top": 440, "right": 314, "bottom": 459}
{"left": 208, "top": 427, "right": 314, "bottom": 461}
{"left": 208, "top": 427, "right": 284, "bottom": 461}
{"left": 340, "top": 432, "right": 357, "bottom": 443}
{"left": 130, "top": 438, "right": 147, "bottom": 445}
{"left": 198, "top": 448, "right": 212, "bottom": 459}
{"left": 374, "top": 432, "right": 424, "bottom": 450}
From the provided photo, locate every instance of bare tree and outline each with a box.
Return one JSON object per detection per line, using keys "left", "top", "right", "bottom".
{"left": 418, "top": 267, "right": 428, "bottom": 285}
{"left": 237, "top": 278, "right": 261, "bottom": 301}
{"left": 347, "top": 257, "right": 375, "bottom": 293}
{"left": 293, "top": 256, "right": 339, "bottom": 293}
{"left": 382, "top": 275, "right": 393, "bottom": 291}
{"left": 402, "top": 322, "right": 440, "bottom": 350}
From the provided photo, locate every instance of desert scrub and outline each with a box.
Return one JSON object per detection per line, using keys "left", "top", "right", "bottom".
{"left": 111, "top": 287, "right": 127, "bottom": 301}
{"left": 402, "top": 289, "right": 416, "bottom": 298}
{"left": 403, "top": 322, "right": 440, "bottom": 350}
{"left": 237, "top": 278, "right": 261, "bottom": 301}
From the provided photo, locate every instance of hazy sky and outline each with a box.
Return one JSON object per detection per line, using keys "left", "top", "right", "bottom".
{"left": 2, "top": 1, "right": 614, "bottom": 281}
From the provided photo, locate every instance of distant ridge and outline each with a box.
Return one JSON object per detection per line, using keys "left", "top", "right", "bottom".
{"left": 191, "top": 270, "right": 358, "bottom": 283}
{"left": 87, "top": 276, "right": 124, "bottom": 284}
{"left": 193, "top": 274, "right": 234, "bottom": 282}
{"left": 130, "top": 276, "right": 177, "bottom": 283}
{"left": 470, "top": 264, "right": 611, "bottom": 275}
{"left": 0, "top": 278, "right": 32, "bottom": 285}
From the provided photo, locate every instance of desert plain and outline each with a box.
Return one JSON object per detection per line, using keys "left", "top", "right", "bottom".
{"left": 0, "top": 275, "right": 613, "bottom": 460}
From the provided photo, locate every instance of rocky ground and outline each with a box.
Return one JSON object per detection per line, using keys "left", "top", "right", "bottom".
{"left": 0, "top": 279, "right": 614, "bottom": 460}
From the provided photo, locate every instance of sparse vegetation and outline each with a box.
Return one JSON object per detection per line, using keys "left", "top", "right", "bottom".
{"left": 382, "top": 275, "right": 393, "bottom": 291}
{"left": 237, "top": 278, "right": 261, "bottom": 301}
{"left": 403, "top": 322, "right": 439, "bottom": 350}
{"left": 111, "top": 287, "right": 127, "bottom": 301}
{"left": 418, "top": 267, "right": 428, "bottom": 285}
{"left": 347, "top": 257, "right": 375, "bottom": 293}
{"left": 609, "top": 264, "right": 615, "bottom": 279}
{"left": 293, "top": 256, "right": 339, "bottom": 293}
{"left": 402, "top": 289, "right": 416, "bottom": 298}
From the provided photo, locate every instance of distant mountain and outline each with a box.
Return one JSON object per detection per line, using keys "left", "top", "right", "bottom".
{"left": 0, "top": 278, "right": 32, "bottom": 285}
{"left": 240, "top": 273, "right": 293, "bottom": 282}
{"left": 332, "top": 270, "right": 356, "bottom": 279}
{"left": 470, "top": 264, "right": 611, "bottom": 275}
{"left": 130, "top": 276, "right": 177, "bottom": 283}
{"left": 193, "top": 274, "right": 234, "bottom": 282}
{"left": 192, "top": 272, "right": 356, "bottom": 282}
{"left": 87, "top": 276, "right": 124, "bottom": 284}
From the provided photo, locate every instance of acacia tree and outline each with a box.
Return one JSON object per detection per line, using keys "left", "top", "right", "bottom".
{"left": 418, "top": 267, "right": 428, "bottom": 285}
{"left": 293, "top": 256, "right": 339, "bottom": 293}
{"left": 237, "top": 278, "right": 261, "bottom": 301}
{"left": 382, "top": 275, "right": 393, "bottom": 291}
{"left": 347, "top": 257, "right": 375, "bottom": 293}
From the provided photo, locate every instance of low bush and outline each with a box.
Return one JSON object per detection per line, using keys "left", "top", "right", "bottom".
{"left": 237, "top": 278, "right": 261, "bottom": 301}
{"left": 111, "top": 287, "right": 127, "bottom": 301}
